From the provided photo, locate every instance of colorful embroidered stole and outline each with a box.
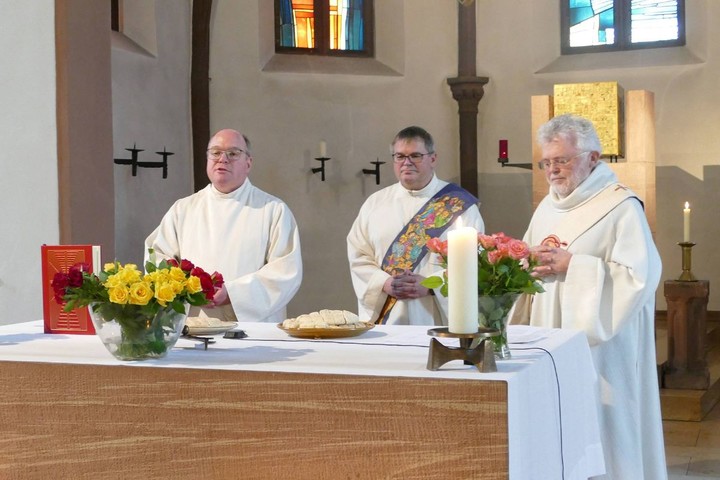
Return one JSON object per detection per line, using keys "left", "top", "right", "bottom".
{"left": 375, "top": 183, "right": 478, "bottom": 324}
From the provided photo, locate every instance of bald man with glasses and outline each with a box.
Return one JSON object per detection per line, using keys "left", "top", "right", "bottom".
{"left": 347, "top": 126, "right": 485, "bottom": 326}
{"left": 145, "top": 128, "right": 302, "bottom": 323}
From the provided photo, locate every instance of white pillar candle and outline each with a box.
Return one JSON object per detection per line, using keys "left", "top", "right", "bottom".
{"left": 683, "top": 202, "right": 691, "bottom": 242}
{"left": 319, "top": 140, "right": 327, "bottom": 158}
{"left": 447, "top": 226, "right": 478, "bottom": 333}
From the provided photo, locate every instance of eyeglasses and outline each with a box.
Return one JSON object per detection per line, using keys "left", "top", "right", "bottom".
{"left": 207, "top": 148, "right": 247, "bottom": 162}
{"left": 392, "top": 152, "right": 434, "bottom": 164}
{"left": 537, "top": 151, "right": 589, "bottom": 170}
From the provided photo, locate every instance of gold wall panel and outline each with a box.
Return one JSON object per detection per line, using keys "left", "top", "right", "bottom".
{"left": 553, "top": 82, "right": 623, "bottom": 157}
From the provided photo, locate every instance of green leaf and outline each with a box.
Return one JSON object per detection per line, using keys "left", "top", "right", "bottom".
{"left": 421, "top": 276, "right": 444, "bottom": 289}
{"left": 171, "top": 300, "right": 186, "bottom": 314}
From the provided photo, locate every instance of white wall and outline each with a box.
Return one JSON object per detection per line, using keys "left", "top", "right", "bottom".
{"left": 0, "top": 1, "right": 59, "bottom": 325}
{"left": 111, "top": 0, "right": 193, "bottom": 267}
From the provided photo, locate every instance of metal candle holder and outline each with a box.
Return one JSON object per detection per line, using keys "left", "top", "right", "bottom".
{"left": 114, "top": 143, "right": 172, "bottom": 178}
{"left": 677, "top": 241, "right": 697, "bottom": 282}
{"left": 426, "top": 327, "right": 500, "bottom": 373}
{"left": 311, "top": 157, "right": 331, "bottom": 181}
{"left": 497, "top": 156, "right": 532, "bottom": 170}
{"left": 362, "top": 158, "right": 385, "bottom": 185}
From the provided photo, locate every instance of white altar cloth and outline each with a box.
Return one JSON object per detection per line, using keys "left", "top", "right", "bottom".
{"left": 0, "top": 321, "right": 604, "bottom": 479}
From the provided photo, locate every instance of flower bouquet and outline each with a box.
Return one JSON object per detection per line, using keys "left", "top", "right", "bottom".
{"left": 422, "top": 232, "right": 544, "bottom": 358}
{"left": 52, "top": 252, "right": 224, "bottom": 360}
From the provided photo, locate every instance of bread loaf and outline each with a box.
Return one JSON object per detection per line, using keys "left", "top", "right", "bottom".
{"left": 282, "top": 310, "right": 364, "bottom": 329}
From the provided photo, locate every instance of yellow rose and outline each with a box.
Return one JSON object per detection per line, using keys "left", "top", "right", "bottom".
{"left": 144, "top": 271, "right": 161, "bottom": 285}
{"left": 169, "top": 267, "right": 187, "bottom": 283}
{"left": 129, "top": 281, "right": 154, "bottom": 306}
{"left": 169, "top": 279, "right": 185, "bottom": 295}
{"left": 150, "top": 270, "right": 170, "bottom": 284}
{"left": 104, "top": 262, "right": 117, "bottom": 272}
{"left": 108, "top": 285, "right": 129, "bottom": 304}
{"left": 104, "top": 273, "right": 125, "bottom": 289}
{"left": 186, "top": 275, "right": 202, "bottom": 294}
{"left": 154, "top": 282, "right": 176, "bottom": 306}
{"left": 116, "top": 265, "right": 141, "bottom": 285}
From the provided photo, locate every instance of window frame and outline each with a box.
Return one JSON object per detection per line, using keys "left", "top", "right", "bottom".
{"left": 560, "top": 0, "right": 686, "bottom": 55}
{"left": 274, "top": 0, "right": 375, "bottom": 57}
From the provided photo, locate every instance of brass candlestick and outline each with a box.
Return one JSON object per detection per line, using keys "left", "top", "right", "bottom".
{"left": 677, "top": 242, "right": 697, "bottom": 282}
{"left": 426, "top": 327, "right": 499, "bottom": 373}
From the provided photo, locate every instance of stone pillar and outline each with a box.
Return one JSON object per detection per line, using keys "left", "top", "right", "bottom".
{"left": 447, "top": 77, "right": 488, "bottom": 198}
{"left": 663, "top": 280, "right": 710, "bottom": 389}
{"left": 446, "top": 1, "right": 488, "bottom": 198}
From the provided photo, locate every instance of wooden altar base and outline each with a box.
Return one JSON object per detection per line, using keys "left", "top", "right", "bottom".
{"left": 660, "top": 320, "right": 720, "bottom": 421}
{"left": 0, "top": 361, "right": 510, "bottom": 479}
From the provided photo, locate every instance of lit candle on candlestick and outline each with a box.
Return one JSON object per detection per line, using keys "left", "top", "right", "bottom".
{"left": 683, "top": 202, "right": 691, "bottom": 242}
{"left": 447, "top": 223, "right": 478, "bottom": 334}
{"left": 499, "top": 139, "right": 508, "bottom": 159}
{"left": 319, "top": 140, "right": 327, "bottom": 158}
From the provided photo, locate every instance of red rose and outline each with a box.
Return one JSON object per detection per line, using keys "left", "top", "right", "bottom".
{"left": 51, "top": 273, "right": 70, "bottom": 303}
{"left": 179, "top": 259, "right": 195, "bottom": 272}
{"left": 201, "top": 274, "right": 215, "bottom": 300}
{"left": 211, "top": 271, "right": 224, "bottom": 288}
{"left": 67, "top": 265, "right": 85, "bottom": 288}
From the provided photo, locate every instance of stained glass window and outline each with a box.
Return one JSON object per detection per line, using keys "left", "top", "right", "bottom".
{"left": 276, "top": 0, "right": 373, "bottom": 56}
{"left": 562, "top": 0, "right": 685, "bottom": 54}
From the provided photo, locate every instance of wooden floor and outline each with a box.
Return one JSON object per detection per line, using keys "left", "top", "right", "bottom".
{"left": 660, "top": 318, "right": 720, "bottom": 479}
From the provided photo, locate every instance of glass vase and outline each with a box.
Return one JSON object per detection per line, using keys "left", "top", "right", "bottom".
{"left": 89, "top": 302, "right": 188, "bottom": 361}
{"left": 478, "top": 293, "right": 519, "bottom": 360}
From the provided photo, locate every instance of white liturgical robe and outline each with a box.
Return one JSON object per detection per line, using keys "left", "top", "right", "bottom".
{"left": 347, "top": 175, "right": 484, "bottom": 325}
{"left": 522, "top": 162, "right": 666, "bottom": 480}
{"left": 145, "top": 180, "right": 302, "bottom": 323}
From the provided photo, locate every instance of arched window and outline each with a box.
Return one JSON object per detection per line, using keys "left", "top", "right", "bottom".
{"left": 275, "top": 0, "right": 374, "bottom": 57}
{"left": 561, "top": 0, "right": 685, "bottom": 54}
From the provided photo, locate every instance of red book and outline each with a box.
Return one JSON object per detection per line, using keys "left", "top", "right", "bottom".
{"left": 41, "top": 244, "right": 101, "bottom": 335}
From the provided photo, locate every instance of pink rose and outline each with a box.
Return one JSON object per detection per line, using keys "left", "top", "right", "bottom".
{"left": 478, "top": 234, "right": 496, "bottom": 250}
{"left": 487, "top": 249, "right": 505, "bottom": 264}
{"left": 426, "top": 238, "right": 448, "bottom": 257}
{"left": 507, "top": 239, "right": 530, "bottom": 260}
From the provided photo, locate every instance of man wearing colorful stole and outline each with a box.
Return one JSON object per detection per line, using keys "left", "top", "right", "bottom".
{"left": 521, "top": 114, "right": 666, "bottom": 479}
{"left": 347, "top": 126, "right": 485, "bottom": 326}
